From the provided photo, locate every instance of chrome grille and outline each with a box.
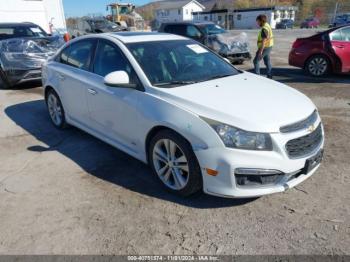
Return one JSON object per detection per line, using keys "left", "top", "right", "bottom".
{"left": 286, "top": 124, "right": 323, "bottom": 158}
{"left": 280, "top": 110, "right": 318, "bottom": 133}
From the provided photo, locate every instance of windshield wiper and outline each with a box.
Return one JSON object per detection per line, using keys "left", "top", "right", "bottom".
{"left": 154, "top": 80, "right": 197, "bottom": 87}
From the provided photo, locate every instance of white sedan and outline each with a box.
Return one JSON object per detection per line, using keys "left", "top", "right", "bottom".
{"left": 42, "top": 32, "right": 324, "bottom": 198}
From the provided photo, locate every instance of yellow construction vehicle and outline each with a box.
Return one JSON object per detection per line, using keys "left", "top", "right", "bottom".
{"left": 107, "top": 2, "right": 145, "bottom": 31}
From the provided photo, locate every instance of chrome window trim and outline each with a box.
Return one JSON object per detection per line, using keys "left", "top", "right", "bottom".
{"left": 280, "top": 110, "right": 318, "bottom": 133}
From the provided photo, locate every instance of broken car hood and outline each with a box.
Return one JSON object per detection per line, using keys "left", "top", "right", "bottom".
{"left": 0, "top": 36, "right": 64, "bottom": 71}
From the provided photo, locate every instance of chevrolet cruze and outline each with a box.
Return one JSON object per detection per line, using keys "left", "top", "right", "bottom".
{"left": 42, "top": 32, "right": 324, "bottom": 198}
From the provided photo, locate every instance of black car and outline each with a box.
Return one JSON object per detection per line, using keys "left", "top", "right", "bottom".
{"left": 159, "top": 22, "right": 251, "bottom": 64}
{"left": 329, "top": 14, "right": 350, "bottom": 28}
{"left": 0, "top": 22, "right": 64, "bottom": 88}
{"left": 276, "top": 19, "right": 294, "bottom": 29}
{"left": 69, "top": 17, "right": 127, "bottom": 38}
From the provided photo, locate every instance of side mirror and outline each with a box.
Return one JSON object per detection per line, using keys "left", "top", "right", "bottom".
{"left": 104, "top": 71, "right": 136, "bottom": 88}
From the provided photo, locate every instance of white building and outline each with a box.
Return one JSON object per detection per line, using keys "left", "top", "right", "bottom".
{"left": 193, "top": 9, "right": 234, "bottom": 29}
{"left": 155, "top": 0, "right": 205, "bottom": 27}
{"left": 0, "top": 0, "right": 66, "bottom": 33}
{"left": 193, "top": 6, "right": 298, "bottom": 29}
{"left": 233, "top": 6, "right": 298, "bottom": 29}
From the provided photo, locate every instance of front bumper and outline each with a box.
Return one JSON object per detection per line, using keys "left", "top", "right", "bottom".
{"left": 3, "top": 69, "right": 42, "bottom": 86}
{"left": 222, "top": 52, "right": 252, "bottom": 63}
{"left": 195, "top": 123, "right": 324, "bottom": 198}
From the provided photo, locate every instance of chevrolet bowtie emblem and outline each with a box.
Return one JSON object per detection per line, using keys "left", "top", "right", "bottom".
{"left": 308, "top": 124, "right": 316, "bottom": 132}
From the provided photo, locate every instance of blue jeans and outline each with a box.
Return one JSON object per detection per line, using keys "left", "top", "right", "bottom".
{"left": 253, "top": 47, "right": 272, "bottom": 77}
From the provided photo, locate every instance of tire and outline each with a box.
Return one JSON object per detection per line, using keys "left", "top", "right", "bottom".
{"left": 305, "top": 55, "right": 330, "bottom": 77}
{"left": 148, "top": 129, "right": 203, "bottom": 197}
{"left": 0, "top": 69, "right": 11, "bottom": 89}
{"left": 45, "top": 89, "right": 67, "bottom": 129}
{"left": 234, "top": 60, "right": 244, "bottom": 65}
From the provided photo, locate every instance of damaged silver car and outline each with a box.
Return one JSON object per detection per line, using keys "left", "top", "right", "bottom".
{"left": 68, "top": 17, "right": 127, "bottom": 39}
{"left": 159, "top": 22, "right": 251, "bottom": 64}
{"left": 0, "top": 22, "right": 65, "bottom": 88}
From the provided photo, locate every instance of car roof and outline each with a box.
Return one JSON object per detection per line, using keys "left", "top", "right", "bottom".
{"left": 106, "top": 32, "right": 187, "bottom": 43}
{"left": 0, "top": 22, "right": 38, "bottom": 27}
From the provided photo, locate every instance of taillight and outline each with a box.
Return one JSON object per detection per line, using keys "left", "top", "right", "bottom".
{"left": 292, "top": 39, "right": 304, "bottom": 49}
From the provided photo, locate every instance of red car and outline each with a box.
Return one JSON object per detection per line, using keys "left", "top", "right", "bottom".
{"left": 300, "top": 17, "right": 320, "bottom": 29}
{"left": 289, "top": 25, "right": 350, "bottom": 77}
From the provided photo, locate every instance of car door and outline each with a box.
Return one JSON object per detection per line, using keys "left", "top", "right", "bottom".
{"left": 330, "top": 27, "right": 350, "bottom": 72}
{"left": 86, "top": 39, "right": 144, "bottom": 151}
{"left": 53, "top": 39, "right": 96, "bottom": 126}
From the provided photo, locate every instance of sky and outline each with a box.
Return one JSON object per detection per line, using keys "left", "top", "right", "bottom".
{"left": 62, "top": 0, "right": 153, "bottom": 18}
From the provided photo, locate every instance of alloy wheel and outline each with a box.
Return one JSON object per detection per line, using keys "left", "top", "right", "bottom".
{"left": 308, "top": 57, "right": 328, "bottom": 76}
{"left": 152, "top": 139, "right": 190, "bottom": 190}
{"left": 47, "top": 93, "right": 63, "bottom": 126}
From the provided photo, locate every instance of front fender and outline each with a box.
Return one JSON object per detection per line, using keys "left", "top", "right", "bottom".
{"left": 136, "top": 93, "right": 224, "bottom": 157}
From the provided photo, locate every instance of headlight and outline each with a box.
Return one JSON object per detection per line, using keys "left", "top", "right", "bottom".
{"left": 202, "top": 118, "right": 273, "bottom": 151}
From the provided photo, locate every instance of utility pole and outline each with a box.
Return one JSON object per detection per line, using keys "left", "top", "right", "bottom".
{"left": 332, "top": 2, "right": 339, "bottom": 24}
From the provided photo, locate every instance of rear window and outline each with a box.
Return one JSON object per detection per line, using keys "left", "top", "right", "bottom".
{"left": 341, "top": 27, "right": 350, "bottom": 41}
{"left": 330, "top": 27, "right": 350, "bottom": 41}
{"left": 58, "top": 40, "right": 95, "bottom": 71}
{"left": 330, "top": 30, "right": 343, "bottom": 41}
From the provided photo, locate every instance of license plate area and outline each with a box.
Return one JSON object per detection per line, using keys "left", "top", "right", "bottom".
{"left": 304, "top": 149, "right": 323, "bottom": 174}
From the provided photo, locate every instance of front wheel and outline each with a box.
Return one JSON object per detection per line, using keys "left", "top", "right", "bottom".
{"left": 148, "top": 130, "right": 202, "bottom": 197}
{"left": 305, "top": 55, "right": 330, "bottom": 77}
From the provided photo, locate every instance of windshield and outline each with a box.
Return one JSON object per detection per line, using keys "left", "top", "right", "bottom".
{"left": 127, "top": 40, "right": 239, "bottom": 87}
{"left": 200, "top": 24, "right": 226, "bottom": 35}
{"left": 0, "top": 25, "right": 47, "bottom": 40}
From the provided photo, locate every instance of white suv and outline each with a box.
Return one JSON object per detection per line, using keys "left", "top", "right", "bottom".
{"left": 42, "top": 32, "right": 324, "bottom": 198}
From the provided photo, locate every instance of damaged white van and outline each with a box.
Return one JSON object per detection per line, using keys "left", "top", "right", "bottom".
{"left": 42, "top": 32, "right": 324, "bottom": 198}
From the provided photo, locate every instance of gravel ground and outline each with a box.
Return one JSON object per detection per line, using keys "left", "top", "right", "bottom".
{"left": 0, "top": 29, "right": 349, "bottom": 255}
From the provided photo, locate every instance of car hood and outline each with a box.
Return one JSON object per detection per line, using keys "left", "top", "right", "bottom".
{"left": 154, "top": 72, "right": 316, "bottom": 133}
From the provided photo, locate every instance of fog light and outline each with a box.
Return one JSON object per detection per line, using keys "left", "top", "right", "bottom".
{"left": 235, "top": 168, "right": 282, "bottom": 176}
{"left": 235, "top": 168, "right": 284, "bottom": 186}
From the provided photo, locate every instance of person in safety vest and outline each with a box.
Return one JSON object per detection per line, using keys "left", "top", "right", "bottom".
{"left": 253, "top": 14, "right": 274, "bottom": 79}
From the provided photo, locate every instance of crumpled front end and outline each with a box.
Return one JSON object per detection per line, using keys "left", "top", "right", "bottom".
{"left": 0, "top": 36, "right": 64, "bottom": 86}
{"left": 205, "top": 32, "right": 251, "bottom": 62}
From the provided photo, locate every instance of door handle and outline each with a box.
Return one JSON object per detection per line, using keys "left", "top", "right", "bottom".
{"left": 58, "top": 74, "right": 65, "bottom": 81}
{"left": 88, "top": 88, "right": 97, "bottom": 95}
{"left": 336, "top": 45, "right": 345, "bottom": 48}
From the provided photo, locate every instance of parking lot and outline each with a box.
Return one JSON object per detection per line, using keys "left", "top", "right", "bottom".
{"left": 0, "top": 29, "right": 349, "bottom": 255}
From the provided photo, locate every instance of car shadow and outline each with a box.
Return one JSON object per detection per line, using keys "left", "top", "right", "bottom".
{"left": 246, "top": 67, "right": 350, "bottom": 84}
{"left": 5, "top": 100, "right": 257, "bottom": 209}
